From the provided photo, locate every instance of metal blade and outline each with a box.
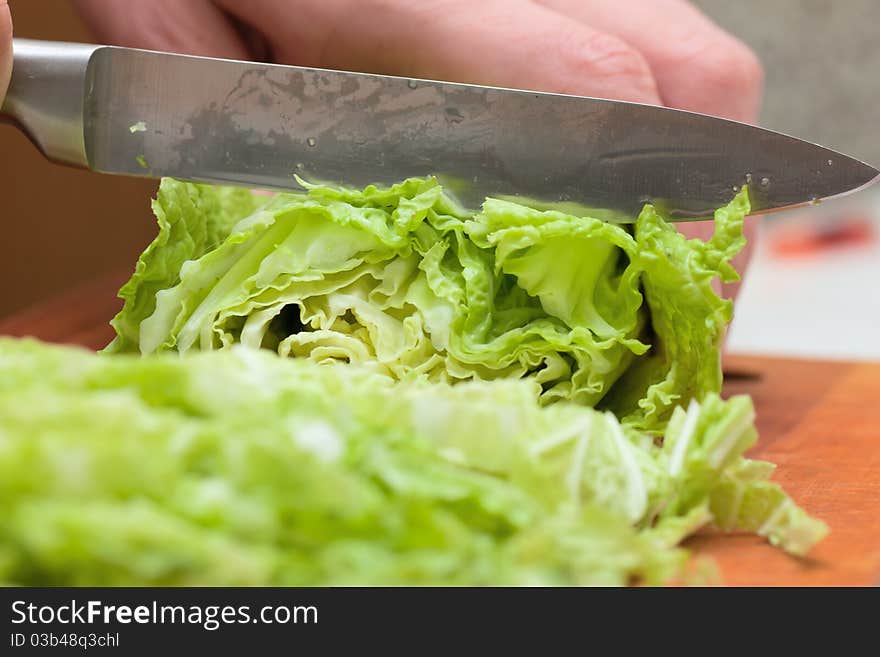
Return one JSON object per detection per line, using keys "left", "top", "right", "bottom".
{"left": 83, "top": 46, "right": 879, "bottom": 220}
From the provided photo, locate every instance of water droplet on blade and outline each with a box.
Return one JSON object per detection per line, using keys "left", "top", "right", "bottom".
{"left": 827, "top": 159, "right": 834, "bottom": 166}
{"left": 760, "top": 177, "right": 771, "bottom": 187}
{"left": 407, "top": 80, "right": 418, "bottom": 89}
{"left": 745, "top": 172, "right": 753, "bottom": 184}
{"left": 306, "top": 138, "right": 317, "bottom": 147}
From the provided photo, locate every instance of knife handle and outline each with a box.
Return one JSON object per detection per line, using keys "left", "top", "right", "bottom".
{"left": 0, "top": 39, "right": 99, "bottom": 167}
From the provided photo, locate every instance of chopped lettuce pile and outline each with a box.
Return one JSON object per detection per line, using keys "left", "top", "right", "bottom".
{"left": 0, "top": 339, "right": 826, "bottom": 586}
{"left": 107, "top": 177, "right": 749, "bottom": 432}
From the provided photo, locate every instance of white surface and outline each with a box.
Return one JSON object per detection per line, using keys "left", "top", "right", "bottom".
{"left": 727, "top": 190, "right": 880, "bottom": 361}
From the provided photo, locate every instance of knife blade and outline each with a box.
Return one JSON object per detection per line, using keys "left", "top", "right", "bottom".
{"left": 3, "top": 39, "right": 877, "bottom": 220}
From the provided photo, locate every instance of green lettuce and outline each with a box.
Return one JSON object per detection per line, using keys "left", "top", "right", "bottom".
{"left": 0, "top": 339, "right": 825, "bottom": 586}
{"left": 107, "top": 177, "right": 748, "bottom": 431}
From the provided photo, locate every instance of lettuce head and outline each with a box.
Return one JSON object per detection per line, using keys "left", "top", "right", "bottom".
{"left": 107, "top": 177, "right": 749, "bottom": 432}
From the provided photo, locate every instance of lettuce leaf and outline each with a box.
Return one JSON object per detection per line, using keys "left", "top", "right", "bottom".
{"left": 109, "top": 182, "right": 260, "bottom": 351}
{"left": 107, "top": 178, "right": 748, "bottom": 431}
{"left": 0, "top": 338, "right": 825, "bottom": 585}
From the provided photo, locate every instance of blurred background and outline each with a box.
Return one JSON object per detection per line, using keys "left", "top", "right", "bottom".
{"left": 1, "top": 0, "right": 878, "bottom": 360}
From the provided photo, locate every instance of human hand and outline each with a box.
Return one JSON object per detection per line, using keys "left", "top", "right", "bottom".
{"left": 72, "top": 0, "right": 762, "bottom": 294}
{"left": 73, "top": 0, "right": 762, "bottom": 120}
{"left": 0, "top": 1, "right": 12, "bottom": 106}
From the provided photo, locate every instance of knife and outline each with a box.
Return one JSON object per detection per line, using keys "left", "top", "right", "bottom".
{"left": 2, "top": 39, "right": 877, "bottom": 220}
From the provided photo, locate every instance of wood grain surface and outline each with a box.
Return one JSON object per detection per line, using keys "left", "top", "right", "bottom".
{"left": 1, "top": 273, "right": 877, "bottom": 586}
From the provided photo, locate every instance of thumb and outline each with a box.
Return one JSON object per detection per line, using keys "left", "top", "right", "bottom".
{"left": 0, "top": 1, "right": 11, "bottom": 105}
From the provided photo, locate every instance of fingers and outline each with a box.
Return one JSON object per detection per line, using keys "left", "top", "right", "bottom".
{"left": 213, "top": 0, "right": 662, "bottom": 104}
{"left": 535, "top": 0, "right": 763, "bottom": 123}
{"left": 0, "top": 0, "right": 12, "bottom": 105}
{"left": 71, "top": 0, "right": 252, "bottom": 59}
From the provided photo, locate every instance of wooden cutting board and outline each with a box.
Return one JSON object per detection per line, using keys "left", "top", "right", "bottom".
{"left": 1, "top": 273, "right": 878, "bottom": 586}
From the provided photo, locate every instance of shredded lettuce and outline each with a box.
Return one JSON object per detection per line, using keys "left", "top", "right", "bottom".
{"left": 107, "top": 177, "right": 748, "bottom": 432}
{"left": 0, "top": 339, "right": 825, "bottom": 586}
